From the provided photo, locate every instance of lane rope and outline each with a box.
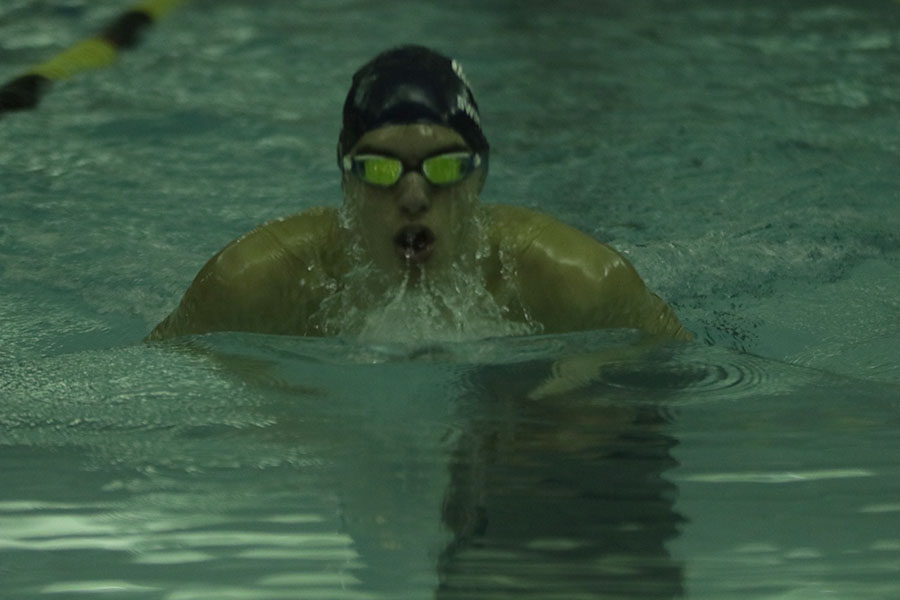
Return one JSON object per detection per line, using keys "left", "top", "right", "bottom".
{"left": 0, "top": 0, "right": 185, "bottom": 118}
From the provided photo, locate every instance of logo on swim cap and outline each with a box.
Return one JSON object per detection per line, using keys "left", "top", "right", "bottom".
{"left": 337, "top": 45, "right": 489, "bottom": 168}
{"left": 450, "top": 59, "right": 480, "bottom": 125}
{"left": 451, "top": 59, "right": 473, "bottom": 90}
{"left": 457, "top": 93, "right": 480, "bottom": 126}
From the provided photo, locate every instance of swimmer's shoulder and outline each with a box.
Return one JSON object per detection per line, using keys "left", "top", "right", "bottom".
{"left": 234, "top": 206, "right": 341, "bottom": 255}
{"left": 484, "top": 204, "right": 622, "bottom": 262}
{"left": 149, "top": 207, "right": 343, "bottom": 339}
{"left": 195, "top": 206, "right": 344, "bottom": 310}
{"left": 261, "top": 205, "right": 342, "bottom": 241}
{"left": 483, "top": 204, "right": 552, "bottom": 255}
{"left": 214, "top": 206, "right": 343, "bottom": 277}
{"left": 483, "top": 204, "right": 664, "bottom": 333}
{"left": 484, "top": 205, "right": 691, "bottom": 339}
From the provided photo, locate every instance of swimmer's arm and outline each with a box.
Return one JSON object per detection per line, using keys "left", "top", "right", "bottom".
{"left": 504, "top": 208, "right": 691, "bottom": 340}
{"left": 148, "top": 210, "right": 337, "bottom": 340}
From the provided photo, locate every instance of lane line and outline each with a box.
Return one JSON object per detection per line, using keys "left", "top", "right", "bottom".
{"left": 0, "top": 0, "right": 186, "bottom": 117}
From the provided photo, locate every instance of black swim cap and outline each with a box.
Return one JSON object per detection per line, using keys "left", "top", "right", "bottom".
{"left": 337, "top": 45, "right": 489, "bottom": 167}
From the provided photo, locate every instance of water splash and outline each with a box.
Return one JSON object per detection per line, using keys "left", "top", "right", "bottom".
{"left": 311, "top": 257, "right": 537, "bottom": 344}
{"left": 313, "top": 200, "right": 539, "bottom": 343}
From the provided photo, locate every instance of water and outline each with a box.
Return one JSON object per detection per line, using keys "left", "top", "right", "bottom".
{"left": 2, "top": 0, "right": 900, "bottom": 598}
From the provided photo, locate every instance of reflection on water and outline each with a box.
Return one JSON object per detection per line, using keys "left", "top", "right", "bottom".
{"left": 2, "top": 332, "right": 900, "bottom": 598}
{"left": 177, "top": 332, "right": 689, "bottom": 597}
{"left": 437, "top": 357, "right": 685, "bottom": 598}
{"left": 1, "top": 332, "right": 693, "bottom": 598}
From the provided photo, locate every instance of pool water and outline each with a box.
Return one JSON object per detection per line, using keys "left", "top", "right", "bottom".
{"left": 2, "top": 0, "right": 900, "bottom": 598}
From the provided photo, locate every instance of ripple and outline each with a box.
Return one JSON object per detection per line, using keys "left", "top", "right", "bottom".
{"left": 595, "top": 352, "right": 772, "bottom": 399}
{"left": 597, "top": 359, "right": 763, "bottom": 392}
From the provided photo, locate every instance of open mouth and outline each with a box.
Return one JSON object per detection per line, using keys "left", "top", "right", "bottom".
{"left": 393, "top": 225, "right": 436, "bottom": 263}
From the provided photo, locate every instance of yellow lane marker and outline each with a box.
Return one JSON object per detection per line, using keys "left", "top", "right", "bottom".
{"left": 0, "top": 0, "right": 187, "bottom": 116}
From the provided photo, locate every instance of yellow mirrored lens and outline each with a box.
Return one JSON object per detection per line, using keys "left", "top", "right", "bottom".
{"left": 422, "top": 155, "right": 465, "bottom": 185}
{"left": 362, "top": 157, "right": 402, "bottom": 185}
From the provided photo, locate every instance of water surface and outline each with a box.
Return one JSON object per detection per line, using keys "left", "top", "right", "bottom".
{"left": 2, "top": 0, "right": 900, "bottom": 598}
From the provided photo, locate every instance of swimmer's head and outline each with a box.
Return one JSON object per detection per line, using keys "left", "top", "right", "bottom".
{"left": 337, "top": 45, "right": 489, "bottom": 169}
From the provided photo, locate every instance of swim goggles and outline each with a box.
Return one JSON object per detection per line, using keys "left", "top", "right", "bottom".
{"left": 342, "top": 151, "right": 482, "bottom": 187}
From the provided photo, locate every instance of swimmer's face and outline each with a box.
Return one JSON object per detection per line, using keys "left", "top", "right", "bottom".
{"left": 342, "top": 124, "right": 486, "bottom": 281}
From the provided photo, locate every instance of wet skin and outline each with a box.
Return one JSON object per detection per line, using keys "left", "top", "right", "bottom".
{"left": 148, "top": 124, "right": 691, "bottom": 341}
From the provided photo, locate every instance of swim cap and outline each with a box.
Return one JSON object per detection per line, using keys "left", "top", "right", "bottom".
{"left": 337, "top": 45, "right": 489, "bottom": 167}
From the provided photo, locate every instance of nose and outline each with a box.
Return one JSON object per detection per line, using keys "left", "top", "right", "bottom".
{"left": 396, "top": 173, "right": 432, "bottom": 218}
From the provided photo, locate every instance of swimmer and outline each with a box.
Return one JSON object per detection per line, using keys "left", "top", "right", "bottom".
{"left": 148, "top": 45, "right": 691, "bottom": 341}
